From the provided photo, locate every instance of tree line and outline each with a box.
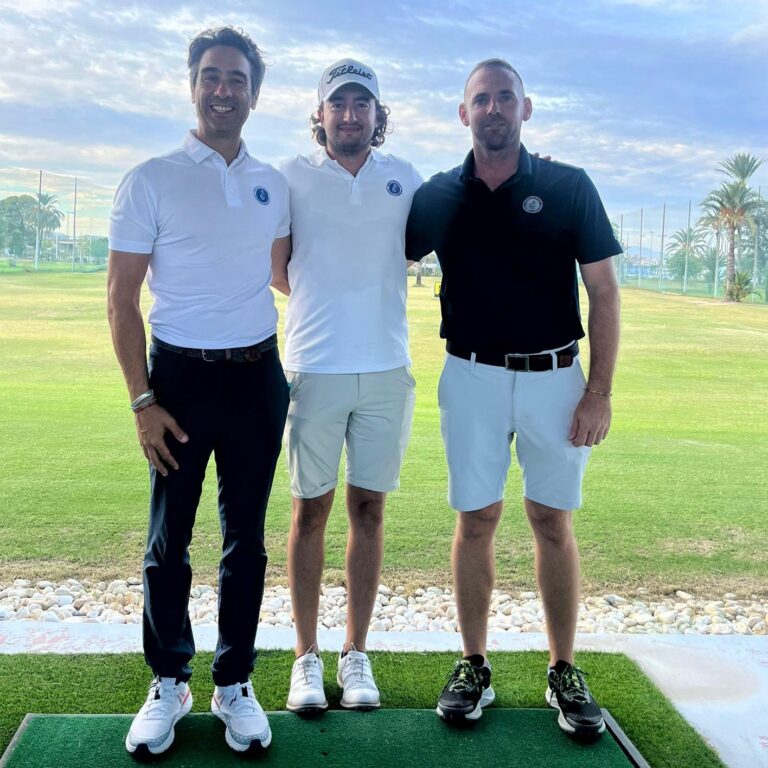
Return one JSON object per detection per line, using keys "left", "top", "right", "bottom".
{"left": 0, "top": 192, "right": 64, "bottom": 263}
{"left": 664, "top": 153, "right": 765, "bottom": 302}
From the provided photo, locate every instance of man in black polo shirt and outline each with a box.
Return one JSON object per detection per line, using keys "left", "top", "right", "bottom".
{"left": 405, "top": 59, "right": 621, "bottom": 738}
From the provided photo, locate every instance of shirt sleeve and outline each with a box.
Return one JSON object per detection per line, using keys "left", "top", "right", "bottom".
{"left": 108, "top": 166, "right": 158, "bottom": 254}
{"left": 572, "top": 169, "right": 623, "bottom": 264}
{"left": 405, "top": 182, "right": 433, "bottom": 262}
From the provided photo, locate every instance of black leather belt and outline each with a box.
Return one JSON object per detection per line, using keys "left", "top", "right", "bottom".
{"left": 151, "top": 334, "right": 277, "bottom": 363}
{"left": 446, "top": 341, "right": 579, "bottom": 371}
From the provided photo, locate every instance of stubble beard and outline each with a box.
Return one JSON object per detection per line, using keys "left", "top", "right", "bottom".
{"left": 477, "top": 120, "right": 515, "bottom": 153}
{"left": 328, "top": 126, "right": 374, "bottom": 157}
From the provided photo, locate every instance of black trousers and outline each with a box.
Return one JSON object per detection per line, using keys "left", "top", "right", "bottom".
{"left": 142, "top": 342, "right": 289, "bottom": 686}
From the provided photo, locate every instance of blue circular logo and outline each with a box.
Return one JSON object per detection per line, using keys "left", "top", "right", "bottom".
{"left": 386, "top": 180, "right": 403, "bottom": 197}
{"left": 254, "top": 187, "right": 270, "bottom": 205}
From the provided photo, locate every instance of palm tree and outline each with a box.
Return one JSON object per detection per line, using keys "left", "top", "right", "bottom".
{"left": 665, "top": 226, "right": 707, "bottom": 289}
{"left": 717, "top": 153, "right": 765, "bottom": 184}
{"left": 701, "top": 181, "right": 762, "bottom": 301}
{"left": 38, "top": 192, "right": 64, "bottom": 233}
{"left": 703, "top": 152, "right": 765, "bottom": 301}
{"left": 35, "top": 192, "right": 64, "bottom": 264}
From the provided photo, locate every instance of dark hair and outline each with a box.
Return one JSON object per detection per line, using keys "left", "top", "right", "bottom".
{"left": 464, "top": 58, "right": 525, "bottom": 97}
{"left": 188, "top": 27, "right": 266, "bottom": 97}
{"left": 310, "top": 102, "right": 392, "bottom": 148}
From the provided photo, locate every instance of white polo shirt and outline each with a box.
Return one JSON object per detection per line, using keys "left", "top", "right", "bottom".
{"left": 280, "top": 148, "right": 423, "bottom": 373}
{"left": 109, "top": 131, "right": 290, "bottom": 349}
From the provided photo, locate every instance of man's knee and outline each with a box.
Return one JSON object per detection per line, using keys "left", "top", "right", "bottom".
{"left": 347, "top": 486, "right": 385, "bottom": 532}
{"left": 456, "top": 503, "right": 502, "bottom": 543}
{"left": 292, "top": 492, "right": 334, "bottom": 534}
{"left": 525, "top": 498, "right": 574, "bottom": 547}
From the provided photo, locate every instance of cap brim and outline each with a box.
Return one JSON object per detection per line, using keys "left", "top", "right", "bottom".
{"left": 322, "top": 81, "right": 378, "bottom": 102}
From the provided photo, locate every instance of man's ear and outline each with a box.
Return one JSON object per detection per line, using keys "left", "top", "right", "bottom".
{"left": 459, "top": 102, "right": 470, "bottom": 127}
{"left": 251, "top": 90, "right": 259, "bottom": 110}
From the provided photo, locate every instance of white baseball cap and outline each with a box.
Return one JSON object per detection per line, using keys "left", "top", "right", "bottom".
{"left": 318, "top": 59, "right": 380, "bottom": 102}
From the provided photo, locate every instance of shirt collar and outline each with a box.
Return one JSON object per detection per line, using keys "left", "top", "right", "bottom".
{"left": 459, "top": 143, "right": 532, "bottom": 184}
{"left": 309, "top": 147, "right": 381, "bottom": 170}
{"left": 183, "top": 130, "right": 250, "bottom": 165}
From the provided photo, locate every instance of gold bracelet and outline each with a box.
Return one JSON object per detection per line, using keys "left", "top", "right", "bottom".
{"left": 584, "top": 387, "right": 612, "bottom": 397}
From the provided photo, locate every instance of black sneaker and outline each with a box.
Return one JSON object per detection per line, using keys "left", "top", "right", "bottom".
{"left": 436, "top": 655, "right": 495, "bottom": 722}
{"left": 546, "top": 660, "right": 606, "bottom": 738}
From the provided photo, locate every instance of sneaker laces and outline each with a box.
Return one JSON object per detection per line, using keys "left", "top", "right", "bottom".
{"left": 297, "top": 653, "right": 320, "bottom": 684}
{"left": 445, "top": 660, "right": 481, "bottom": 693}
{"left": 143, "top": 677, "right": 180, "bottom": 719}
{"left": 225, "top": 681, "right": 258, "bottom": 714}
{"left": 347, "top": 653, "right": 370, "bottom": 682}
{"left": 556, "top": 665, "right": 590, "bottom": 704}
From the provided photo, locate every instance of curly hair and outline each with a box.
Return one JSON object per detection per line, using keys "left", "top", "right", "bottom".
{"left": 310, "top": 102, "right": 392, "bottom": 148}
{"left": 188, "top": 27, "right": 266, "bottom": 97}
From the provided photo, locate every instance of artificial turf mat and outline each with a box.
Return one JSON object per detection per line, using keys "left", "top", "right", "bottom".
{"left": 0, "top": 651, "right": 724, "bottom": 767}
{"left": 1, "top": 710, "right": 643, "bottom": 768}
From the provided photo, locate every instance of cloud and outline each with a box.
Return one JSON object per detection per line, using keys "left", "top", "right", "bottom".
{"left": 0, "top": 0, "right": 766, "bottom": 215}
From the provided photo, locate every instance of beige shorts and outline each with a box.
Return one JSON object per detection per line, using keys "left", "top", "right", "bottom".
{"left": 284, "top": 367, "right": 416, "bottom": 499}
{"left": 438, "top": 351, "right": 591, "bottom": 512}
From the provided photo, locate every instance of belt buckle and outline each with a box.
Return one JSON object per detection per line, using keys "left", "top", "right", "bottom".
{"left": 504, "top": 353, "right": 529, "bottom": 372}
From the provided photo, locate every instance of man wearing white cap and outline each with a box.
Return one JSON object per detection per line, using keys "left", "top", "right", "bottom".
{"left": 272, "top": 60, "right": 422, "bottom": 713}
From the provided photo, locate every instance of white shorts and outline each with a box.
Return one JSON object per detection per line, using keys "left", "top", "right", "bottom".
{"left": 438, "top": 351, "right": 591, "bottom": 512}
{"left": 285, "top": 367, "right": 416, "bottom": 499}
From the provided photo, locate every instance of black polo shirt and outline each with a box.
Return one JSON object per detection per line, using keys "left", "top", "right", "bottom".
{"left": 405, "top": 145, "right": 621, "bottom": 354}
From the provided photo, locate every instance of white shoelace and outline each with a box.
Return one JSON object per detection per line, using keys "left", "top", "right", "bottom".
{"left": 297, "top": 655, "right": 320, "bottom": 684}
{"left": 343, "top": 653, "right": 373, "bottom": 685}
{"left": 223, "top": 681, "right": 258, "bottom": 714}
{"left": 142, "top": 678, "right": 181, "bottom": 719}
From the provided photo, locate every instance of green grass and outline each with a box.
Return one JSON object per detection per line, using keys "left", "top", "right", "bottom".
{"left": 0, "top": 651, "right": 724, "bottom": 768}
{"left": 0, "top": 259, "right": 105, "bottom": 274}
{"left": 0, "top": 272, "right": 766, "bottom": 596}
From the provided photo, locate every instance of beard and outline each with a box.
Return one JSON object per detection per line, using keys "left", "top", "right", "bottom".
{"left": 476, "top": 120, "right": 515, "bottom": 152}
{"left": 327, "top": 126, "right": 374, "bottom": 157}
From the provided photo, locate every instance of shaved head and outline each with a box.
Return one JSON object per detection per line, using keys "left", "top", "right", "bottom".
{"left": 464, "top": 58, "right": 525, "bottom": 100}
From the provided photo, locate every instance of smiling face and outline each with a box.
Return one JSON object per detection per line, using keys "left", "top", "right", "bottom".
{"left": 191, "top": 45, "right": 257, "bottom": 146}
{"left": 460, "top": 65, "right": 532, "bottom": 154}
{"left": 318, "top": 84, "right": 377, "bottom": 159}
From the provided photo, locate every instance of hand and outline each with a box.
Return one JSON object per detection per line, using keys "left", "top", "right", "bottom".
{"left": 532, "top": 152, "right": 553, "bottom": 161}
{"left": 134, "top": 405, "right": 188, "bottom": 476}
{"left": 568, "top": 392, "right": 611, "bottom": 447}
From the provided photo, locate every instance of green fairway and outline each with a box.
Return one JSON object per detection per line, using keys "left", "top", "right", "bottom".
{"left": 0, "top": 272, "right": 766, "bottom": 595}
{"left": 0, "top": 651, "right": 724, "bottom": 768}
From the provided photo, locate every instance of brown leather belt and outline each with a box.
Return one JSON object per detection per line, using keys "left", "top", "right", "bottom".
{"left": 445, "top": 341, "right": 579, "bottom": 371}
{"left": 151, "top": 334, "right": 277, "bottom": 363}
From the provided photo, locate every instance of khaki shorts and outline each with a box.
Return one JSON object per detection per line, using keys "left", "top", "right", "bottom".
{"left": 285, "top": 367, "right": 416, "bottom": 499}
{"left": 438, "top": 351, "right": 591, "bottom": 512}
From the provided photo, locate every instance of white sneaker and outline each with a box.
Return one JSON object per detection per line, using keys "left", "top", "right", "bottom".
{"left": 125, "top": 676, "right": 192, "bottom": 757}
{"left": 211, "top": 680, "right": 272, "bottom": 752}
{"left": 337, "top": 647, "right": 381, "bottom": 710}
{"left": 287, "top": 647, "right": 329, "bottom": 713}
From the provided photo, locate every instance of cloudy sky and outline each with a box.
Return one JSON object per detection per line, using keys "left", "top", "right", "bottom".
{"left": 1, "top": 0, "right": 766, "bottom": 227}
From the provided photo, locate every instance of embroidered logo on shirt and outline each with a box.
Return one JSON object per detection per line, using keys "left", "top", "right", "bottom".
{"left": 254, "top": 187, "right": 270, "bottom": 205}
{"left": 386, "top": 180, "right": 403, "bottom": 196}
{"left": 522, "top": 195, "right": 543, "bottom": 213}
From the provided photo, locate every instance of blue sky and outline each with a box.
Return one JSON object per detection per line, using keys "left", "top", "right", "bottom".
{"left": 1, "top": 0, "right": 766, "bottom": 221}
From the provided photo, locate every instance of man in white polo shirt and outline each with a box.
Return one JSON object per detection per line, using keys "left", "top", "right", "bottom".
{"left": 272, "top": 60, "right": 421, "bottom": 713}
{"left": 107, "top": 27, "right": 289, "bottom": 757}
